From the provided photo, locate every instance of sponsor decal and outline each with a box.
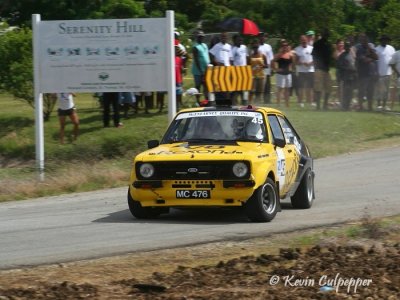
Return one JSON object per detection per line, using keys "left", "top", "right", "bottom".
{"left": 176, "top": 111, "right": 263, "bottom": 120}
{"left": 149, "top": 145, "right": 243, "bottom": 155}
{"left": 276, "top": 148, "right": 286, "bottom": 189}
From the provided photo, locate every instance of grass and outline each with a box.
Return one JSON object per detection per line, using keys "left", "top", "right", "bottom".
{"left": 289, "top": 214, "right": 400, "bottom": 249}
{"left": 1, "top": 82, "right": 400, "bottom": 201}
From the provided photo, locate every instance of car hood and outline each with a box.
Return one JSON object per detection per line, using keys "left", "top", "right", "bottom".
{"left": 135, "top": 142, "right": 271, "bottom": 162}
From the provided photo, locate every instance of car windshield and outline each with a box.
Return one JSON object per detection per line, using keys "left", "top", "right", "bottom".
{"left": 162, "top": 110, "right": 267, "bottom": 143}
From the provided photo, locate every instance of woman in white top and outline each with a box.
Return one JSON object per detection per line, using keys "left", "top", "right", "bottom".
{"left": 57, "top": 93, "right": 79, "bottom": 144}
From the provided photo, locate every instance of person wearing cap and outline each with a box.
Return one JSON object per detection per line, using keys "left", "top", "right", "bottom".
{"left": 174, "top": 31, "right": 187, "bottom": 55}
{"left": 306, "top": 30, "right": 315, "bottom": 46}
{"left": 191, "top": 30, "right": 210, "bottom": 102}
{"left": 375, "top": 35, "right": 395, "bottom": 111}
{"left": 175, "top": 30, "right": 188, "bottom": 72}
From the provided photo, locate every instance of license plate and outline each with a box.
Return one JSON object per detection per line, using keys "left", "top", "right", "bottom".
{"left": 176, "top": 190, "right": 210, "bottom": 199}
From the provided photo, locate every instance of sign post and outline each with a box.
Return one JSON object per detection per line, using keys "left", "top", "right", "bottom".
{"left": 32, "top": 14, "right": 44, "bottom": 180}
{"left": 166, "top": 11, "right": 176, "bottom": 122}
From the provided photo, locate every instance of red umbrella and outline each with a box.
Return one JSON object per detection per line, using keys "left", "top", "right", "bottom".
{"left": 217, "top": 18, "right": 260, "bottom": 36}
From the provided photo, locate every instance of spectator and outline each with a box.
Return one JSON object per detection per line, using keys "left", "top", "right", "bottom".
{"left": 231, "top": 34, "right": 249, "bottom": 104}
{"left": 175, "top": 31, "right": 187, "bottom": 70}
{"left": 103, "top": 92, "right": 123, "bottom": 127}
{"left": 272, "top": 40, "right": 294, "bottom": 107}
{"left": 337, "top": 41, "right": 357, "bottom": 110}
{"left": 156, "top": 92, "right": 166, "bottom": 113}
{"left": 258, "top": 32, "right": 274, "bottom": 103}
{"left": 355, "top": 33, "right": 378, "bottom": 111}
{"left": 191, "top": 30, "right": 210, "bottom": 102}
{"left": 294, "top": 35, "right": 315, "bottom": 106}
{"left": 333, "top": 39, "right": 345, "bottom": 103}
{"left": 56, "top": 93, "right": 79, "bottom": 144}
{"left": 375, "top": 35, "right": 395, "bottom": 111}
{"left": 209, "top": 32, "right": 232, "bottom": 66}
{"left": 175, "top": 45, "right": 185, "bottom": 109}
{"left": 389, "top": 48, "right": 400, "bottom": 104}
{"left": 135, "top": 92, "right": 152, "bottom": 114}
{"left": 333, "top": 39, "right": 345, "bottom": 60}
{"left": 312, "top": 29, "right": 333, "bottom": 110}
{"left": 232, "top": 34, "right": 248, "bottom": 66}
{"left": 120, "top": 92, "right": 136, "bottom": 117}
{"left": 249, "top": 39, "right": 267, "bottom": 103}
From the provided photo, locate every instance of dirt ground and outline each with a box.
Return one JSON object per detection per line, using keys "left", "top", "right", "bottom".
{"left": 0, "top": 218, "right": 399, "bottom": 300}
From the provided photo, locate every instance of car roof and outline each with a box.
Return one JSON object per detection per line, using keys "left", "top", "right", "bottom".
{"left": 177, "top": 105, "right": 284, "bottom": 115}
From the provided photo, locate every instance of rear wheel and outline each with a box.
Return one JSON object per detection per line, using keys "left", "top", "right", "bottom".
{"left": 127, "top": 190, "right": 167, "bottom": 219}
{"left": 245, "top": 178, "right": 279, "bottom": 222}
{"left": 291, "top": 168, "right": 314, "bottom": 209}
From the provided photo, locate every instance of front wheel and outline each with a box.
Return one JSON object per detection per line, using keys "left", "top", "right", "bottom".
{"left": 245, "top": 178, "right": 279, "bottom": 222}
{"left": 291, "top": 168, "right": 314, "bottom": 209}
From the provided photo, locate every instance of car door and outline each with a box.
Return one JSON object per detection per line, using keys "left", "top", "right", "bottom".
{"left": 276, "top": 115, "right": 301, "bottom": 192}
{"left": 267, "top": 114, "right": 297, "bottom": 196}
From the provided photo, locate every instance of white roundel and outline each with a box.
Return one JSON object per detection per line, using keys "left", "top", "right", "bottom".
{"left": 276, "top": 148, "right": 286, "bottom": 190}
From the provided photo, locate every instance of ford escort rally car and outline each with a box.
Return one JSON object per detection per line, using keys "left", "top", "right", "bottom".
{"left": 128, "top": 105, "right": 315, "bottom": 222}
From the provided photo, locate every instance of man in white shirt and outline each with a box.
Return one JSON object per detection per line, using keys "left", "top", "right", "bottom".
{"left": 294, "top": 35, "right": 315, "bottom": 106}
{"left": 231, "top": 34, "right": 249, "bottom": 104}
{"left": 258, "top": 32, "right": 274, "bottom": 103}
{"left": 231, "top": 35, "right": 248, "bottom": 66}
{"left": 209, "top": 32, "right": 232, "bottom": 66}
{"left": 375, "top": 35, "right": 395, "bottom": 110}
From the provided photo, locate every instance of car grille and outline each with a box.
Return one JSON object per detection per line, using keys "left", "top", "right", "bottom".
{"left": 136, "top": 161, "right": 250, "bottom": 180}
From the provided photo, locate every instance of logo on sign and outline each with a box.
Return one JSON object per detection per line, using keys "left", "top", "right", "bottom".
{"left": 98, "top": 72, "right": 109, "bottom": 81}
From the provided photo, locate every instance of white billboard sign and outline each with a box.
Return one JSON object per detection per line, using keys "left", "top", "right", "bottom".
{"left": 32, "top": 12, "right": 175, "bottom": 175}
{"left": 38, "top": 18, "right": 168, "bottom": 93}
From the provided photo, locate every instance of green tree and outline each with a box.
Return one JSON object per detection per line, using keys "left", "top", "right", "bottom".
{"left": 377, "top": 0, "right": 400, "bottom": 48}
{"left": 266, "top": 0, "right": 346, "bottom": 44}
{"left": 0, "top": 28, "right": 33, "bottom": 102}
{"left": 0, "top": 28, "right": 55, "bottom": 120}
{"left": 99, "top": 0, "right": 146, "bottom": 19}
{"left": 0, "top": 0, "right": 105, "bottom": 25}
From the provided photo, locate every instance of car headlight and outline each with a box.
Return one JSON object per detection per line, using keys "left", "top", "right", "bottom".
{"left": 139, "top": 163, "right": 155, "bottom": 178}
{"left": 232, "top": 162, "right": 248, "bottom": 178}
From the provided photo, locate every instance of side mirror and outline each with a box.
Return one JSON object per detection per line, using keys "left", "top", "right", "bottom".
{"left": 147, "top": 140, "right": 159, "bottom": 149}
{"left": 274, "top": 138, "right": 286, "bottom": 148}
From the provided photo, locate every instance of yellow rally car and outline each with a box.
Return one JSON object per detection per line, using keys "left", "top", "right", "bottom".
{"left": 128, "top": 105, "right": 315, "bottom": 222}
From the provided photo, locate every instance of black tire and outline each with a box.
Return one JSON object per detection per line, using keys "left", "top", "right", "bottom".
{"left": 291, "top": 168, "right": 314, "bottom": 209}
{"left": 245, "top": 178, "right": 279, "bottom": 222}
{"left": 127, "top": 190, "right": 164, "bottom": 219}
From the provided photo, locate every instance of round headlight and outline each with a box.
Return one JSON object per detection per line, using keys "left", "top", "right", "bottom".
{"left": 139, "top": 163, "right": 154, "bottom": 178}
{"left": 232, "top": 162, "right": 248, "bottom": 178}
